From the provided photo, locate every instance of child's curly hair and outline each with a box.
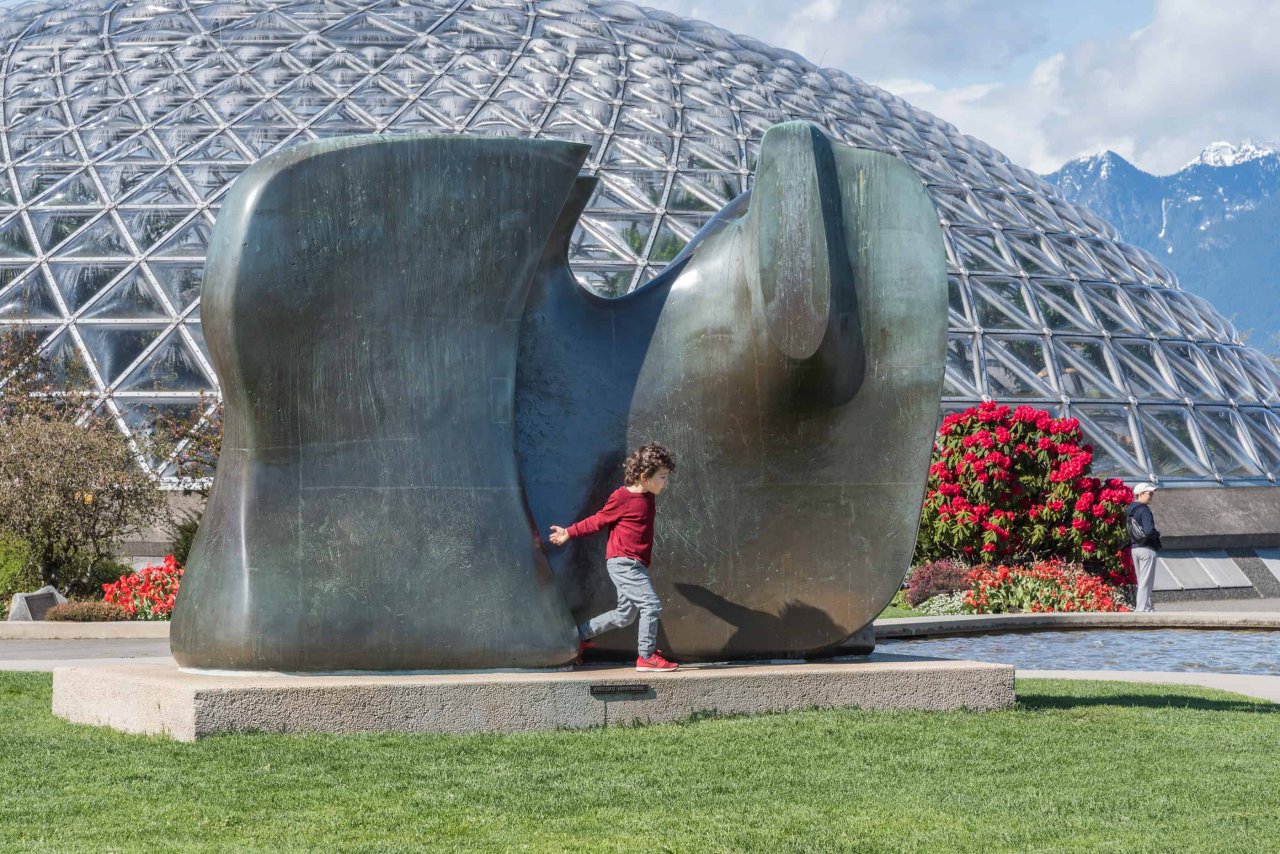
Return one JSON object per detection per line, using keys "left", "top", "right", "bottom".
{"left": 623, "top": 443, "right": 676, "bottom": 485}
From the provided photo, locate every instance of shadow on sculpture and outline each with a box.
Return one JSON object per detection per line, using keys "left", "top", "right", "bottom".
{"left": 172, "top": 121, "right": 947, "bottom": 672}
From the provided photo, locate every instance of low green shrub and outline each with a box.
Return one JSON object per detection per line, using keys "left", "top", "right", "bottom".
{"left": 0, "top": 534, "right": 39, "bottom": 618}
{"left": 45, "top": 601, "right": 132, "bottom": 622}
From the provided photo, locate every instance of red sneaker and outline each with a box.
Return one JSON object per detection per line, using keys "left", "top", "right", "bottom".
{"left": 575, "top": 640, "right": 596, "bottom": 666}
{"left": 636, "top": 650, "right": 679, "bottom": 672}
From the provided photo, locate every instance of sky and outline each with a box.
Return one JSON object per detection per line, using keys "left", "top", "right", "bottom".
{"left": 643, "top": 0, "right": 1280, "bottom": 176}
{"left": 2, "top": 0, "right": 1276, "bottom": 175}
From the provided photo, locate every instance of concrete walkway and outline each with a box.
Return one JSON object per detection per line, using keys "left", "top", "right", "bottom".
{"left": 0, "top": 639, "right": 172, "bottom": 671}
{"left": 1020, "top": 669, "right": 1280, "bottom": 704}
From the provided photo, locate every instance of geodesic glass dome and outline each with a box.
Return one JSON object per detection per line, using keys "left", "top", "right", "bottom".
{"left": 2, "top": 0, "right": 1279, "bottom": 485}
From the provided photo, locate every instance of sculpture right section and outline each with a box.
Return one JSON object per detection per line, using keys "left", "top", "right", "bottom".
{"left": 519, "top": 121, "right": 949, "bottom": 661}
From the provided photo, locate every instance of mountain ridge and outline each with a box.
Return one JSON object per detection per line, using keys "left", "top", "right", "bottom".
{"left": 1044, "top": 143, "right": 1280, "bottom": 354}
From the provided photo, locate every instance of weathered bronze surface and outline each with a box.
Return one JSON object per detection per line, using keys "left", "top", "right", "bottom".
{"left": 174, "top": 123, "right": 946, "bottom": 671}
{"left": 519, "top": 122, "right": 947, "bottom": 660}
{"left": 172, "top": 136, "right": 587, "bottom": 671}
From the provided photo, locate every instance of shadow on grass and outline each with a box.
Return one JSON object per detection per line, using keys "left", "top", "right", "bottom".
{"left": 1017, "top": 685, "right": 1280, "bottom": 714}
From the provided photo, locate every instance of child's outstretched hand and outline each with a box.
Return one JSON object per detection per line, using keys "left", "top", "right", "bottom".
{"left": 548, "top": 525, "right": 569, "bottom": 546}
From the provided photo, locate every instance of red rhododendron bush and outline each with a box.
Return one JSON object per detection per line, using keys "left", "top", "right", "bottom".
{"left": 102, "top": 555, "right": 183, "bottom": 620}
{"left": 911, "top": 402, "right": 1135, "bottom": 612}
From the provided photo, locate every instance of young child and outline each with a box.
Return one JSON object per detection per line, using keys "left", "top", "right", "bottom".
{"left": 549, "top": 443, "right": 679, "bottom": 672}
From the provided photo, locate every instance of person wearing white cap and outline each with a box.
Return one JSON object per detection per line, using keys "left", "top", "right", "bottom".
{"left": 1125, "top": 483, "right": 1162, "bottom": 612}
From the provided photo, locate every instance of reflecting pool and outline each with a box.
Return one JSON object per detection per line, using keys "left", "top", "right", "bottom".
{"left": 878, "top": 629, "right": 1280, "bottom": 675}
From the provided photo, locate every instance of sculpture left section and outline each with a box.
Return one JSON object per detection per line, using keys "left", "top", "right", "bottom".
{"left": 170, "top": 136, "right": 587, "bottom": 672}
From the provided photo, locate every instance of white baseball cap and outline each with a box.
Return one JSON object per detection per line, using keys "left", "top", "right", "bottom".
{"left": 1133, "top": 482, "right": 1159, "bottom": 495}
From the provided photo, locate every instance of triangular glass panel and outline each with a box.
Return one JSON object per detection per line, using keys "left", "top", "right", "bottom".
{"left": 1080, "top": 284, "right": 1145, "bottom": 335}
{"left": 16, "top": 132, "right": 82, "bottom": 166}
{"left": 46, "top": 262, "right": 132, "bottom": 314}
{"left": 182, "top": 163, "right": 245, "bottom": 202}
{"left": 1235, "top": 349, "right": 1280, "bottom": 404}
{"left": 1197, "top": 407, "right": 1263, "bottom": 477}
{"left": 80, "top": 108, "right": 146, "bottom": 160}
{"left": 900, "top": 151, "right": 958, "bottom": 186}
{"left": 7, "top": 105, "right": 68, "bottom": 159}
{"left": 947, "top": 227, "right": 1014, "bottom": 275}
{"left": 1046, "top": 197, "right": 1092, "bottom": 235}
{"left": 184, "top": 131, "right": 251, "bottom": 163}
{"left": 0, "top": 264, "right": 59, "bottom": 320}
{"left": 346, "top": 76, "right": 412, "bottom": 122}
{"left": 982, "top": 335, "right": 1057, "bottom": 399}
{"left": 103, "top": 133, "right": 168, "bottom": 163}
{"left": 1111, "top": 341, "right": 1179, "bottom": 400}
{"left": 153, "top": 102, "right": 221, "bottom": 156}
{"left": 1159, "top": 291, "right": 1209, "bottom": 337}
{"left": 929, "top": 187, "right": 984, "bottom": 226}
{"left": 35, "top": 328, "right": 95, "bottom": 390}
{"left": 1051, "top": 338, "right": 1126, "bottom": 399}
{"left": 568, "top": 221, "right": 635, "bottom": 263}
{"left": 1083, "top": 239, "right": 1135, "bottom": 283}
{"left": 1125, "top": 287, "right": 1180, "bottom": 337}
{"left": 233, "top": 101, "right": 302, "bottom": 156}
{"left": 115, "top": 331, "right": 210, "bottom": 392}
{"left": 23, "top": 168, "right": 102, "bottom": 207}
{"left": 0, "top": 171, "right": 18, "bottom": 208}
{"left": 313, "top": 51, "right": 378, "bottom": 93}
{"left": 1071, "top": 404, "right": 1145, "bottom": 477}
{"left": 308, "top": 101, "right": 378, "bottom": 135}
{"left": 946, "top": 275, "right": 972, "bottom": 329}
{"left": 29, "top": 211, "right": 95, "bottom": 255}
{"left": 119, "top": 208, "right": 190, "bottom": 253}
{"left": 0, "top": 214, "right": 35, "bottom": 257}
{"left": 1240, "top": 408, "right": 1280, "bottom": 475}
{"left": 1135, "top": 407, "right": 1211, "bottom": 478}
{"left": 275, "top": 73, "right": 340, "bottom": 119}
{"left": 1199, "top": 345, "right": 1257, "bottom": 402}
{"left": 204, "top": 73, "right": 266, "bottom": 124}
{"left": 603, "top": 135, "right": 672, "bottom": 169}
{"left": 387, "top": 100, "right": 456, "bottom": 132}
{"left": 118, "top": 169, "right": 197, "bottom": 207}
{"left": 972, "top": 191, "right": 1032, "bottom": 229}
{"left": 576, "top": 267, "right": 636, "bottom": 298}
{"left": 77, "top": 325, "right": 166, "bottom": 387}
{"left": 54, "top": 216, "right": 132, "bottom": 258}
{"left": 967, "top": 275, "right": 1038, "bottom": 331}
{"left": 647, "top": 219, "right": 689, "bottom": 264}
{"left": 95, "top": 162, "right": 160, "bottom": 201}
{"left": 378, "top": 52, "right": 443, "bottom": 91}
{"left": 145, "top": 262, "right": 205, "bottom": 313}
{"left": 943, "top": 333, "right": 980, "bottom": 397}
{"left": 81, "top": 266, "right": 171, "bottom": 320}
{"left": 1011, "top": 193, "right": 1065, "bottom": 233}
{"left": 1161, "top": 342, "right": 1222, "bottom": 401}
{"left": 1026, "top": 280, "right": 1098, "bottom": 332}
{"left": 150, "top": 218, "right": 212, "bottom": 259}
{"left": 1003, "top": 230, "right": 1066, "bottom": 276}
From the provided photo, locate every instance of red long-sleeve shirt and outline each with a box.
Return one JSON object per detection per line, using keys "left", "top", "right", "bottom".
{"left": 566, "top": 486, "right": 656, "bottom": 566}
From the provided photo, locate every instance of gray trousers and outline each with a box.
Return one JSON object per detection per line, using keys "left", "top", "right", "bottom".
{"left": 1132, "top": 546, "right": 1157, "bottom": 612}
{"left": 578, "top": 557, "right": 661, "bottom": 658}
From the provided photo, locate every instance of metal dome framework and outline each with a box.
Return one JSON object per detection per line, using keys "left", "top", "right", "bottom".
{"left": 1, "top": 0, "right": 1279, "bottom": 484}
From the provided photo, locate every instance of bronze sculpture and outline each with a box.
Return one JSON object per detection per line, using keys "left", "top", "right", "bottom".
{"left": 172, "top": 122, "right": 946, "bottom": 671}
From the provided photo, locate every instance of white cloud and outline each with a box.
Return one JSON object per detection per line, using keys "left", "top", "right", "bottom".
{"left": 880, "top": 0, "right": 1280, "bottom": 173}
{"left": 643, "top": 0, "right": 1280, "bottom": 175}
{"left": 640, "top": 0, "right": 1050, "bottom": 78}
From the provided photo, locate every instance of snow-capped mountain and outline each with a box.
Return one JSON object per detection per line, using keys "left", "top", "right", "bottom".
{"left": 1045, "top": 142, "right": 1280, "bottom": 354}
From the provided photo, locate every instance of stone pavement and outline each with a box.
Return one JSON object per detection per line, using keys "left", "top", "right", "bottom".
{"left": 0, "top": 639, "right": 172, "bottom": 671}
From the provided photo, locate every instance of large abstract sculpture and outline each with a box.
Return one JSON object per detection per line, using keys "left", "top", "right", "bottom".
{"left": 172, "top": 122, "right": 946, "bottom": 671}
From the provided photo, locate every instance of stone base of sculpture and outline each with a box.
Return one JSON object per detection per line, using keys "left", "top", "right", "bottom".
{"left": 52, "top": 658, "right": 1013, "bottom": 740}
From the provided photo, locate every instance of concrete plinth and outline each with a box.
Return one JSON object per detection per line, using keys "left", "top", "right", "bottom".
{"left": 52, "top": 655, "right": 1013, "bottom": 741}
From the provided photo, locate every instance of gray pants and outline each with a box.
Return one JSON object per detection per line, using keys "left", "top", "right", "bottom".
{"left": 578, "top": 557, "right": 661, "bottom": 658}
{"left": 1132, "top": 546, "right": 1157, "bottom": 612}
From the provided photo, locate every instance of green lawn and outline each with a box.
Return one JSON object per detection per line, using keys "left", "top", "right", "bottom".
{"left": 2, "top": 673, "right": 1278, "bottom": 852}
